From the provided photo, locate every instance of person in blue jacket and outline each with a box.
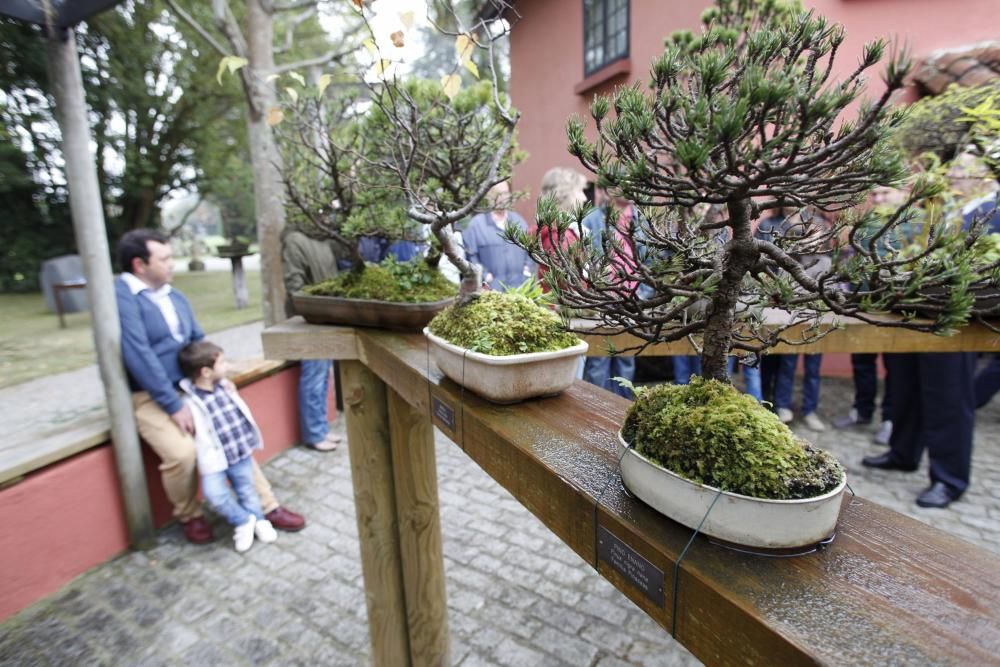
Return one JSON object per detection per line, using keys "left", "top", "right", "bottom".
{"left": 115, "top": 229, "right": 305, "bottom": 544}
{"left": 460, "top": 181, "right": 533, "bottom": 291}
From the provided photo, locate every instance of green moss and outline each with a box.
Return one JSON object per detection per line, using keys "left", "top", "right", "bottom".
{"left": 428, "top": 291, "right": 580, "bottom": 355}
{"left": 622, "top": 377, "right": 843, "bottom": 500}
{"left": 303, "top": 258, "right": 457, "bottom": 303}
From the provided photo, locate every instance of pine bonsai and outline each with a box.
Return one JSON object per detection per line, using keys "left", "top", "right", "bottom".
{"left": 508, "top": 0, "right": 1000, "bottom": 383}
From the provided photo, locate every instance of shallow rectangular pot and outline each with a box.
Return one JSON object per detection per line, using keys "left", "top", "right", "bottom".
{"left": 617, "top": 431, "right": 847, "bottom": 549}
{"left": 293, "top": 292, "right": 456, "bottom": 331}
{"left": 424, "top": 329, "right": 588, "bottom": 404}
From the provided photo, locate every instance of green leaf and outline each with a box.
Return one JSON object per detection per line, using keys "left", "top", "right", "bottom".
{"left": 463, "top": 59, "right": 480, "bottom": 79}
{"left": 288, "top": 71, "right": 306, "bottom": 86}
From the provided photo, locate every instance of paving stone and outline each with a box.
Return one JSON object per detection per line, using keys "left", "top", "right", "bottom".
{"left": 580, "top": 620, "right": 636, "bottom": 656}
{"left": 576, "top": 593, "right": 631, "bottom": 626}
{"left": 177, "top": 640, "right": 235, "bottom": 665}
{"left": 533, "top": 625, "right": 601, "bottom": 666}
{"left": 144, "top": 624, "right": 201, "bottom": 656}
{"left": 529, "top": 598, "right": 588, "bottom": 634}
{"left": 231, "top": 634, "right": 283, "bottom": 663}
{"left": 491, "top": 637, "right": 559, "bottom": 667}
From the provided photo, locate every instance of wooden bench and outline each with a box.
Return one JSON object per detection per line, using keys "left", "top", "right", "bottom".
{"left": 263, "top": 319, "right": 1000, "bottom": 666}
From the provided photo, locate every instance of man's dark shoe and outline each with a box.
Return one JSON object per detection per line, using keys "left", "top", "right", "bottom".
{"left": 861, "top": 452, "right": 918, "bottom": 472}
{"left": 916, "top": 482, "right": 959, "bottom": 509}
{"left": 266, "top": 506, "right": 306, "bottom": 532}
{"left": 181, "top": 517, "right": 214, "bottom": 544}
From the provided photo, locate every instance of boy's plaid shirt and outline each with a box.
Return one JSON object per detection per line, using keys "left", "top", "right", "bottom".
{"left": 195, "top": 383, "right": 259, "bottom": 465}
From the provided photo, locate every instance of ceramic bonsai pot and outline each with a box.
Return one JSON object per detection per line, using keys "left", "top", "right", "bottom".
{"left": 617, "top": 431, "right": 847, "bottom": 549}
{"left": 293, "top": 292, "right": 456, "bottom": 331}
{"left": 423, "top": 328, "right": 588, "bottom": 403}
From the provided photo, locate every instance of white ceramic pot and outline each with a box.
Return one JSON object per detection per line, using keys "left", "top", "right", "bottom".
{"left": 424, "top": 328, "right": 588, "bottom": 404}
{"left": 617, "top": 431, "right": 847, "bottom": 549}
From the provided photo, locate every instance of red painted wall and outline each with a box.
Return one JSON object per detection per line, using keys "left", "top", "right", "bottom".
{"left": 0, "top": 364, "right": 328, "bottom": 621}
{"left": 509, "top": 0, "right": 999, "bottom": 219}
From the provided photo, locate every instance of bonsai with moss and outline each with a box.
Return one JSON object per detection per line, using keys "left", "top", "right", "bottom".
{"left": 304, "top": 256, "right": 457, "bottom": 303}
{"left": 622, "top": 378, "right": 843, "bottom": 500}
{"left": 428, "top": 291, "right": 579, "bottom": 355}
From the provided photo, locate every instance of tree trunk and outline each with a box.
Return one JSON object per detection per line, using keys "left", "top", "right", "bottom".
{"left": 245, "top": 0, "right": 286, "bottom": 325}
{"left": 700, "top": 198, "right": 758, "bottom": 383}
{"left": 433, "top": 225, "right": 480, "bottom": 303}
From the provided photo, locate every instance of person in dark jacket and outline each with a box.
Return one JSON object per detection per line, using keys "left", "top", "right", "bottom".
{"left": 116, "top": 229, "right": 305, "bottom": 544}
{"left": 862, "top": 187, "right": 991, "bottom": 508}
{"left": 282, "top": 227, "right": 344, "bottom": 452}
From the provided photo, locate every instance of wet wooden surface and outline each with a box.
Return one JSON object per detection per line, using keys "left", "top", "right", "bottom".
{"left": 263, "top": 316, "right": 999, "bottom": 359}
{"left": 578, "top": 314, "right": 1000, "bottom": 355}
{"left": 345, "top": 328, "right": 1000, "bottom": 666}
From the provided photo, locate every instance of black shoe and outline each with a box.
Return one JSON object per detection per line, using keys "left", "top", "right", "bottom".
{"left": 916, "top": 482, "right": 959, "bottom": 509}
{"left": 861, "top": 451, "right": 918, "bottom": 472}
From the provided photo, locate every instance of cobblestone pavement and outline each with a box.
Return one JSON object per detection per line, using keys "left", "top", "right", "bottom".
{"left": 1, "top": 377, "right": 998, "bottom": 667}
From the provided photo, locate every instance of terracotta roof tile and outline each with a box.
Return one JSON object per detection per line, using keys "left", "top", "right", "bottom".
{"left": 914, "top": 41, "right": 1000, "bottom": 94}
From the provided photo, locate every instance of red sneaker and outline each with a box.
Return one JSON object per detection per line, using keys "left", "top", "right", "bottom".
{"left": 180, "top": 517, "right": 214, "bottom": 544}
{"left": 265, "top": 506, "right": 306, "bottom": 532}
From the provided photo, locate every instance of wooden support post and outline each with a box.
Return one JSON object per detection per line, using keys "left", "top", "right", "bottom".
{"left": 339, "top": 361, "right": 411, "bottom": 667}
{"left": 44, "top": 28, "right": 155, "bottom": 550}
{"left": 387, "top": 388, "right": 450, "bottom": 667}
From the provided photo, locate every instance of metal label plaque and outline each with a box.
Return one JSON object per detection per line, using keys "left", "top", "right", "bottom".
{"left": 597, "top": 525, "right": 665, "bottom": 607}
{"left": 432, "top": 395, "right": 456, "bottom": 433}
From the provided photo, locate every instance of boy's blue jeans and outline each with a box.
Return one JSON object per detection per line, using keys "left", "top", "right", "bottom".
{"left": 201, "top": 456, "right": 264, "bottom": 527}
{"left": 299, "top": 359, "right": 332, "bottom": 445}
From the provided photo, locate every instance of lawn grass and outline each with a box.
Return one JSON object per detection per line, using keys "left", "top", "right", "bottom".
{"left": 0, "top": 270, "right": 262, "bottom": 389}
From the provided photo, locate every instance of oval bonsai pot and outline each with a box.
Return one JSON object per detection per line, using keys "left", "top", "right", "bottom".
{"left": 293, "top": 292, "right": 456, "bottom": 331}
{"left": 424, "top": 328, "right": 588, "bottom": 404}
{"left": 617, "top": 431, "right": 847, "bottom": 549}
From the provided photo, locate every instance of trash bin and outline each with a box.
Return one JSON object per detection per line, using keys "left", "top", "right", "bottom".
{"left": 39, "top": 255, "right": 89, "bottom": 314}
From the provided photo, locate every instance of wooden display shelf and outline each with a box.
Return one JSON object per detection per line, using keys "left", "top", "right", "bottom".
{"left": 262, "top": 320, "right": 1000, "bottom": 666}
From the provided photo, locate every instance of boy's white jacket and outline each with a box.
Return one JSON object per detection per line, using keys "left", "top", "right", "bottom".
{"left": 179, "top": 378, "right": 263, "bottom": 475}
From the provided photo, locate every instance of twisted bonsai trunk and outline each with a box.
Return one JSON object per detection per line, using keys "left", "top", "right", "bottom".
{"left": 700, "top": 198, "right": 759, "bottom": 382}
{"left": 432, "top": 224, "right": 481, "bottom": 303}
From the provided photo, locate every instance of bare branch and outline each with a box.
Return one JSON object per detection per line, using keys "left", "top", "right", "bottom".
{"left": 164, "top": 0, "right": 229, "bottom": 57}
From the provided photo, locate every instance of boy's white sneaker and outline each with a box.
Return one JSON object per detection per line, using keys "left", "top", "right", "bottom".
{"left": 254, "top": 519, "right": 277, "bottom": 543}
{"left": 234, "top": 515, "right": 256, "bottom": 552}
{"left": 776, "top": 408, "right": 794, "bottom": 423}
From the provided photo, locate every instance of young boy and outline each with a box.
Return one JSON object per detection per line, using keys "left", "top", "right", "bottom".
{"left": 178, "top": 340, "right": 277, "bottom": 552}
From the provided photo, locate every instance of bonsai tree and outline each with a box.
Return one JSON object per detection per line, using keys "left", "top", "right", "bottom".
{"left": 509, "top": 0, "right": 1000, "bottom": 383}
{"left": 350, "top": 2, "right": 521, "bottom": 302}
{"left": 274, "top": 76, "right": 424, "bottom": 274}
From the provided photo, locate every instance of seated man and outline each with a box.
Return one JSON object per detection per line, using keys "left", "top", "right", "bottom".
{"left": 116, "top": 229, "right": 305, "bottom": 544}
